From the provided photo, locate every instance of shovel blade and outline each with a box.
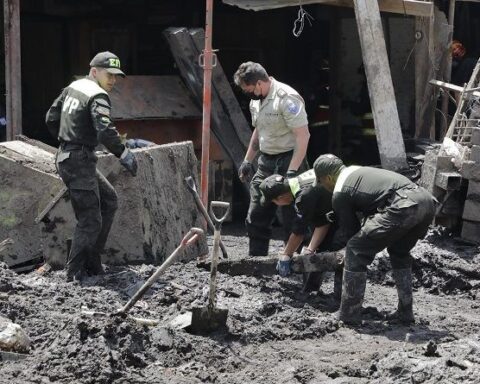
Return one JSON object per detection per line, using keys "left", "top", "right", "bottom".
{"left": 190, "top": 306, "right": 228, "bottom": 333}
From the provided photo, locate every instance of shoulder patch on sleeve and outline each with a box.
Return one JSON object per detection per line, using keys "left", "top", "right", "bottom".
{"left": 95, "top": 97, "right": 111, "bottom": 108}
{"left": 96, "top": 105, "right": 110, "bottom": 116}
{"left": 285, "top": 98, "right": 302, "bottom": 115}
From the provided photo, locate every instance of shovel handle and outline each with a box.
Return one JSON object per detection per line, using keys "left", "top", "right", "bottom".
{"left": 209, "top": 201, "right": 230, "bottom": 227}
{"left": 117, "top": 227, "right": 204, "bottom": 315}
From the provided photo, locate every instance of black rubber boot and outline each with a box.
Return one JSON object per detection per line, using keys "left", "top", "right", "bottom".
{"left": 387, "top": 268, "right": 415, "bottom": 324}
{"left": 333, "top": 268, "right": 343, "bottom": 302}
{"left": 86, "top": 250, "right": 105, "bottom": 276}
{"left": 302, "top": 272, "right": 324, "bottom": 293}
{"left": 248, "top": 237, "right": 269, "bottom": 256}
{"left": 337, "top": 269, "right": 367, "bottom": 325}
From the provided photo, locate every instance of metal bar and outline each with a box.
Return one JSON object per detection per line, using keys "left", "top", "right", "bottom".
{"left": 200, "top": 0, "right": 215, "bottom": 207}
{"left": 3, "top": 0, "right": 22, "bottom": 140}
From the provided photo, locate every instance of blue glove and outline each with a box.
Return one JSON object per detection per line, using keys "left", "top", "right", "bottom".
{"left": 126, "top": 138, "right": 155, "bottom": 149}
{"left": 286, "top": 170, "right": 298, "bottom": 179}
{"left": 120, "top": 148, "right": 138, "bottom": 176}
{"left": 276, "top": 255, "right": 291, "bottom": 277}
{"left": 238, "top": 160, "right": 255, "bottom": 183}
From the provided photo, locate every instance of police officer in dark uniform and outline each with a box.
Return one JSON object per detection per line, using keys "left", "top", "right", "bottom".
{"left": 45, "top": 51, "right": 137, "bottom": 282}
{"left": 260, "top": 169, "right": 342, "bottom": 294}
{"left": 233, "top": 62, "right": 310, "bottom": 256}
{"left": 313, "top": 154, "right": 436, "bottom": 324}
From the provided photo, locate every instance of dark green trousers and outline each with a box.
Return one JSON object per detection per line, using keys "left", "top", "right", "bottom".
{"left": 345, "top": 186, "right": 435, "bottom": 272}
{"left": 56, "top": 147, "right": 118, "bottom": 276}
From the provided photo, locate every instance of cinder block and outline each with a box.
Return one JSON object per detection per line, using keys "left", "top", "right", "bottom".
{"left": 434, "top": 171, "right": 462, "bottom": 190}
{"left": 470, "top": 145, "right": 480, "bottom": 163}
{"left": 461, "top": 220, "right": 480, "bottom": 244}
{"left": 460, "top": 161, "right": 480, "bottom": 181}
{"left": 462, "top": 199, "right": 480, "bottom": 221}
{"left": 472, "top": 127, "right": 480, "bottom": 146}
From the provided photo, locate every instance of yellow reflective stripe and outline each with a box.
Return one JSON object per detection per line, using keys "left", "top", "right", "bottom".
{"left": 334, "top": 166, "right": 361, "bottom": 193}
{"left": 288, "top": 177, "right": 301, "bottom": 196}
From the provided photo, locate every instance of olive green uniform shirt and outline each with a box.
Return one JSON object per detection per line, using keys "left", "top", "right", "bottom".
{"left": 250, "top": 78, "right": 308, "bottom": 155}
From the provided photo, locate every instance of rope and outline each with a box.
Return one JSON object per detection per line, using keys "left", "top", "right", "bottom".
{"left": 292, "top": 5, "right": 314, "bottom": 37}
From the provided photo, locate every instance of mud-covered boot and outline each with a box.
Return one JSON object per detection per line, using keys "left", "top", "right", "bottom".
{"left": 333, "top": 268, "right": 343, "bottom": 302}
{"left": 86, "top": 250, "right": 105, "bottom": 276}
{"left": 337, "top": 269, "right": 367, "bottom": 325}
{"left": 386, "top": 268, "right": 414, "bottom": 324}
{"left": 302, "top": 272, "right": 324, "bottom": 293}
{"left": 248, "top": 238, "right": 269, "bottom": 256}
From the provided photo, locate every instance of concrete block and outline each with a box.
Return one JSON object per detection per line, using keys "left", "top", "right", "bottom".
{"left": 470, "top": 145, "right": 480, "bottom": 163}
{"left": 0, "top": 140, "right": 208, "bottom": 269}
{"left": 0, "top": 141, "right": 64, "bottom": 268}
{"left": 434, "top": 171, "right": 462, "bottom": 191}
{"left": 42, "top": 142, "right": 208, "bottom": 267}
{"left": 460, "top": 161, "right": 480, "bottom": 181}
{"left": 466, "top": 180, "right": 480, "bottom": 201}
{"left": 461, "top": 220, "right": 480, "bottom": 244}
{"left": 462, "top": 199, "right": 480, "bottom": 221}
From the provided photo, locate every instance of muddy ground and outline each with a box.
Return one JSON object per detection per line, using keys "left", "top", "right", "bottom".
{"left": 0, "top": 226, "right": 479, "bottom": 384}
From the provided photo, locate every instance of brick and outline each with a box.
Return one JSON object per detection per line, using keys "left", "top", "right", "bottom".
{"left": 461, "top": 220, "right": 480, "bottom": 244}
{"left": 471, "top": 127, "right": 480, "bottom": 146}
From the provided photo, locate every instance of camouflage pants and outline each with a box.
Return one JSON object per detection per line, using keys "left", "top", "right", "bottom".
{"left": 56, "top": 147, "right": 118, "bottom": 276}
{"left": 345, "top": 186, "right": 435, "bottom": 272}
{"left": 246, "top": 151, "right": 308, "bottom": 255}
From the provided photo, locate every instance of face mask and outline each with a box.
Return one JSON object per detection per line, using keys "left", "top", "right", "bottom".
{"left": 246, "top": 92, "right": 263, "bottom": 100}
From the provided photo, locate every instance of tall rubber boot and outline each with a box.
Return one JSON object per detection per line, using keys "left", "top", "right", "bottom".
{"left": 387, "top": 268, "right": 415, "bottom": 324}
{"left": 248, "top": 237, "right": 269, "bottom": 256}
{"left": 86, "top": 250, "right": 105, "bottom": 276}
{"left": 333, "top": 268, "right": 343, "bottom": 302}
{"left": 337, "top": 269, "right": 367, "bottom": 325}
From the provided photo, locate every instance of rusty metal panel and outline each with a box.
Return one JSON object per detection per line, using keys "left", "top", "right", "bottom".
{"left": 109, "top": 76, "right": 201, "bottom": 120}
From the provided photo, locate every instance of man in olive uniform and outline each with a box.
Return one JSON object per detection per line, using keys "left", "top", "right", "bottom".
{"left": 46, "top": 51, "right": 137, "bottom": 282}
{"left": 260, "top": 169, "right": 342, "bottom": 295}
{"left": 233, "top": 61, "right": 310, "bottom": 256}
{"left": 313, "top": 154, "right": 435, "bottom": 324}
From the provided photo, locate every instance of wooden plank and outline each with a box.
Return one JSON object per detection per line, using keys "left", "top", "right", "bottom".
{"left": 429, "top": 80, "right": 480, "bottom": 99}
{"left": 353, "top": 0, "right": 408, "bottom": 170}
{"left": 196, "top": 251, "right": 344, "bottom": 275}
{"left": 222, "top": 0, "right": 434, "bottom": 17}
{"left": 163, "top": 27, "right": 247, "bottom": 171}
{"left": 189, "top": 29, "right": 251, "bottom": 150}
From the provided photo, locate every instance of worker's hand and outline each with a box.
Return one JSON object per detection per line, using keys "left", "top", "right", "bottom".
{"left": 286, "top": 170, "right": 298, "bottom": 179}
{"left": 238, "top": 160, "right": 255, "bottom": 183}
{"left": 126, "top": 138, "right": 155, "bottom": 149}
{"left": 276, "top": 254, "right": 291, "bottom": 277}
{"left": 300, "top": 246, "right": 315, "bottom": 256}
{"left": 120, "top": 148, "right": 138, "bottom": 176}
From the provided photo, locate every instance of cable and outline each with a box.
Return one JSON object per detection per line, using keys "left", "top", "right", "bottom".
{"left": 293, "top": 5, "right": 314, "bottom": 38}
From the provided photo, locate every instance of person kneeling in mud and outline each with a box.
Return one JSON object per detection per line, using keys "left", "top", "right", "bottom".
{"left": 313, "top": 154, "right": 436, "bottom": 325}
{"left": 259, "top": 169, "right": 342, "bottom": 296}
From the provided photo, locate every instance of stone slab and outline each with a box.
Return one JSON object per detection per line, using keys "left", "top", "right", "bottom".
{"left": 471, "top": 127, "right": 480, "bottom": 146}
{"left": 460, "top": 161, "right": 480, "bottom": 181}
{"left": 461, "top": 220, "right": 480, "bottom": 244}
{"left": 462, "top": 199, "right": 480, "bottom": 222}
{"left": 470, "top": 145, "right": 480, "bottom": 163}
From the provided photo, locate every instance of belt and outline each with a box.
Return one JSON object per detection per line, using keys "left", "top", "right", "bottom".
{"left": 60, "top": 142, "right": 95, "bottom": 152}
{"left": 260, "top": 150, "right": 293, "bottom": 158}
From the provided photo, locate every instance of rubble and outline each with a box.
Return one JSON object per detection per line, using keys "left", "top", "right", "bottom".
{"left": 0, "top": 228, "right": 478, "bottom": 383}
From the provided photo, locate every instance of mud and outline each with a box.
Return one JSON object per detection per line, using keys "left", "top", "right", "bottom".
{"left": 0, "top": 227, "right": 478, "bottom": 383}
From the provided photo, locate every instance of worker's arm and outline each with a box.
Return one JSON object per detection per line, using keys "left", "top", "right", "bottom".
{"left": 244, "top": 127, "right": 260, "bottom": 163}
{"left": 305, "top": 224, "right": 330, "bottom": 252}
{"left": 288, "top": 125, "right": 310, "bottom": 171}
{"left": 283, "top": 233, "right": 305, "bottom": 257}
{"left": 45, "top": 88, "right": 67, "bottom": 140}
{"left": 330, "top": 195, "right": 360, "bottom": 251}
{"left": 90, "top": 94, "right": 125, "bottom": 157}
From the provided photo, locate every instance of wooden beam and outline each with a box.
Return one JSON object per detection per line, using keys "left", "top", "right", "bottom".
{"left": 3, "top": 0, "right": 22, "bottom": 140}
{"left": 353, "top": 0, "right": 408, "bottom": 170}
{"left": 222, "top": 0, "right": 434, "bottom": 17}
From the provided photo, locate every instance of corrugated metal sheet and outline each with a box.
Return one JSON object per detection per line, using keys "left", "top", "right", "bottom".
{"left": 110, "top": 75, "right": 201, "bottom": 120}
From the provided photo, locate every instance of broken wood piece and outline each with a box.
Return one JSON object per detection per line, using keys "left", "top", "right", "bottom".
{"left": 34, "top": 186, "right": 68, "bottom": 224}
{"left": 196, "top": 251, "right": 345, "bottom": 276}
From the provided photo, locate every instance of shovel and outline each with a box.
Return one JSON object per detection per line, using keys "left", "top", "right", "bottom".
{"left": 190, "top": 201, "right": 230, "bottom": 333}
{"left": 185, "top": 176, "right": 228, "bottom": 258}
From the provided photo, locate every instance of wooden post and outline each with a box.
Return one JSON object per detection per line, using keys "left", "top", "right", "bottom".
{"left": 440, "top": 0, "right": 456, "bottom": 137}
{"left": 3, "top": 0, "right": 22, "bottom": 140}
{"left": 352, "top": 0, "right": 407, "bottom": 171}
{"left": 329, "top": 8, "right": 342, "bottom": 155}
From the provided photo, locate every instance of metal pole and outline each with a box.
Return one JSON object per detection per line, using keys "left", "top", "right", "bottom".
{"left": 441, "top": 0, "right": 456, "bottom": 138}
{"left": 200, "top": 0, "right": 214, "bottom": 207}
{"left": 3, "top": 0, "right": 22, "bottom": 140}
